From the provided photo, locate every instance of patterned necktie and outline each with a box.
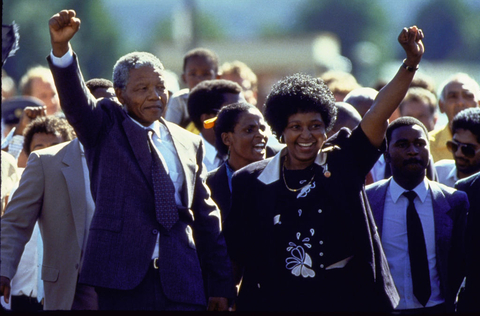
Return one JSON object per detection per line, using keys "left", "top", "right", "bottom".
{"left": 147, "top": 129, "right": 179, "bottom": 230}
{"left": 403, "top": 190, "right": 431, "bottom": 306}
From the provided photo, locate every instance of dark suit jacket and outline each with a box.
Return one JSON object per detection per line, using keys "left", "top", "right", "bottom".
{"left": 455, "top": 171, "right": 480, "bottom": 312}
{"left": 224, "top": 127, "right": 399, "bottom": 311}
{"left": 366, "top": 178, "right": 468, "bottom": 311}
{"left": 206, "top": 163, "right": 230, "bottom": 222}
{"left": 48, "top": 54, "right": 234, "bottom": 305}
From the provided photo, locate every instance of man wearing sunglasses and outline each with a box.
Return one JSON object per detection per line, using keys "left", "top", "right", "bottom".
{"left": 429, "top": 73, "right": 480, "bottom": 162}
{"left": 435, "top": 108, "right": 480, "bottom": 187}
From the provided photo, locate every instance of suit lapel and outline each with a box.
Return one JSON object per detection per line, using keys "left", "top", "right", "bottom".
{"left": 429, "top": 181, "right": 453, "bottom": 245}
{"left": 368, "top": 180, "right": 390, "bottom": 236}
{"left": 61, "top": 139, "right": 88, "bottom": 250}
{"left": 165, "top": 121, "right": 196, "bottom": 207}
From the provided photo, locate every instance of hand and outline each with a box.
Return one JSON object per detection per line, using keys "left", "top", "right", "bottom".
{"left": 13, "top": 105, "right": 47, "bottom": 136}
{"left": 49, "top": 9, "right": 81, "bottom": 57}
{"left": 398, "top": 25, "right": 425, "bottom": 67}
{"left": 207, "top": 297, "right": 229, "bottom": 311}
{"left": 0, "top": 276, "right": 11, "bottom": 304}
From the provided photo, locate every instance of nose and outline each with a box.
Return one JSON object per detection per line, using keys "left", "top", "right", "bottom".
{"left": 407, "top": 144, "right": 419, "bottom": 155}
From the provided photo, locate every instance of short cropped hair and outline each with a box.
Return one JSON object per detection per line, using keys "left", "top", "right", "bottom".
{"left": 23, "top": 116, "right": 75, "bottom": 155}
{"left": 214, "top": 102, "right": 258, "bottom": 156}
{"left": 386, "top": 116, "right": 429, "bottom": 149}
{"left": 452, "top": 107, "right": 480, "bottom": 143}
{"left": 183, "top": 47, "right": 219, "bottom": 74}
{"left": 264, "top": 73, "right": 337, "bottom": 138}
{"left": 85, "top": 78, "right": 113, "bottom": 94}
{"left": 399, "top": 87, "right": 438, "bottom": 116}
{"left": 187, "top": 79, "right": 242, "bottom": 130}
{"left": 19, "top": 66, "right": 54, "bottom": 96}
{"left": 112, "top": 52, "right": 164, "bottom": 91}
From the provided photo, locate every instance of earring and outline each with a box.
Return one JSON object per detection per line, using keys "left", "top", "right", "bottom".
{"left": 279, "top": 135, "right": 284, "bottom": 143}
{"left": 227, "top": 147, "right": 231, "bottom": 160}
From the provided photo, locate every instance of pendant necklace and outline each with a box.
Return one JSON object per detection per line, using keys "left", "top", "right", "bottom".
{"left": 282, "top": 158, "right": 316, "bottom": 193}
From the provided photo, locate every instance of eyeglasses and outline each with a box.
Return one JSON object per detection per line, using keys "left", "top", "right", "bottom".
{"left": 446, "top": 140, "right": 480, "bottom": 158}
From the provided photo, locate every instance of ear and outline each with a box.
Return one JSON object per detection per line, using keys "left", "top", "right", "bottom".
{"left": 181, "top": 73, "right": 187, "bottom": 84}
{"left": 384, "top": 151, "right": 391, "bottom": 164}
{"left": 221, "top": 132, "right": 232, "bottom": 147}
{"left": 115, "top": 88, "right": 125, "bottom": 105}
{"left": 438, "top": 99, "right": 446, "bottom": 114}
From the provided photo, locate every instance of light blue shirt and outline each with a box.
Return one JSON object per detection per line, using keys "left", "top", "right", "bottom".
{"left": 383, "top": 178, "right": 443, "bottom": 309}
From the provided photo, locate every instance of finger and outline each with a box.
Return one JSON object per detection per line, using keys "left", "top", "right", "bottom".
{"left": 417, "top": 28, "right": 425, "bottom": 41}
{"left": 3, "top": 287, "right": 10, "bottom": 304}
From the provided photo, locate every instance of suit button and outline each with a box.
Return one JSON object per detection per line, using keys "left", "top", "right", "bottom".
{"left": 320, "top": 264, "right": 325, "bottom": 269}
{"left": 152, "top": 229, "right": 158, "bottom": 235}
{"left": 318, "top": 209, "right": 323, "bottom": 214}
{"left": 319, "top": 252, "right": 324, "bottom": 256}
{"left": 319, "top": 240, "right": 324, "bottom": 245}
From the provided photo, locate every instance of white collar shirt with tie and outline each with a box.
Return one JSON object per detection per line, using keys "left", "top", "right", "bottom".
{"left": 383, "top": 178, "right": 443, "bottom": 309}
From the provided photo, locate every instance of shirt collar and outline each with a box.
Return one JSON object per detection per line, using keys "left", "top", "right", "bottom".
{"left": 200, "top": 133, "right": 218, "bottom": 163}
{"left": 389, "top": 177, "right": 429, "bottom": 203}
{"left": 128, "top": 114, "right": 163, "bottom": 138}
{"left": 448, "top": 164, "right": 458, "bottom": 182}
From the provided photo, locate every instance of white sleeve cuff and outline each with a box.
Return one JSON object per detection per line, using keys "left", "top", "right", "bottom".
{"left": 50, "top": 49, "right": 74, "bottom": 68}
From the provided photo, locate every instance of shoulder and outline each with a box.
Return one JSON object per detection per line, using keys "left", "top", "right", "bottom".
{"left": 430, "top": 180, "right": 468, "bottom": 202}
{"left": 169, "top": 88, "right": 190, "bottom": 100}
{"left": 434, "top": 159, "right": 455, "bottom": 168}
{"left": 29, "top": 140, "right": 72, "bottom": 159}
{"left": 165, "top": 121, "right": 201, "bottom": 141}
{"left": 233, "top": 158, "right": 271, "bottom": 181}
{"left": 456, "top": 171, "right": 480, "bottom": 191}
{"left": 207, "top": 163, "right": 226, "bottom": 182}
{"left": 366, "top": 178, "right": 390, "bottom": 194}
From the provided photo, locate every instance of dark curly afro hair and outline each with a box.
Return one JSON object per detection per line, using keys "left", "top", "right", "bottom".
{"left": 264, "top": 73, "right": 337, "bottom": 139}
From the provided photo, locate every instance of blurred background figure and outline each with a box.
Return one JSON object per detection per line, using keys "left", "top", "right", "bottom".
{"left": 19, "top": 66, "right": 61, "bottom": 116}
{"left": 320, "top": 70, "right": 361, "bottom": 102}
{"left": 85, "top": 78, "right": 116, "bottom": 100}
{"left": 327, "top": 101, "right": 362, "bottom": 138}
{"left": 343, "top": 87, "right": 378, "bottom": 118}
{"left": 398, "top": 87, "right": 438, "bottom": 132}
{"left": 165, "top": 47, "right": 220, "bottom": 129}
{"left": 429, "top": 73, "right": 480, "bottom": 162}
{"left": 220, "top": 60, "right": 258, "bottom": 106}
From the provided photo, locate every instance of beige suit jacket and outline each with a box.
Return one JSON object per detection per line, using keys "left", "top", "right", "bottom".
{"left": 1, "top": 138, "right": 93, "bottom": 310}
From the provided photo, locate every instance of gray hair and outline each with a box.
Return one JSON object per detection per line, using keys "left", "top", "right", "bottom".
{"left": 112, "top": 52, "right": 165, "bottom": 91}
{"left": 438, "top": 72, "right": 480, "bottom": 103}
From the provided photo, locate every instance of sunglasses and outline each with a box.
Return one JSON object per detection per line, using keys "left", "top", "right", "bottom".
{"left": 446, "top": 140, "right": 480, "bottom": 158}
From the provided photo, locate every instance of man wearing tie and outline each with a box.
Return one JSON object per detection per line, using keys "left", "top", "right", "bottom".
{"left": 366, "top": 116, "right": 468, "bottom": 314}
{"left": 46, "top": 10, "right": 234, "bottom": 311}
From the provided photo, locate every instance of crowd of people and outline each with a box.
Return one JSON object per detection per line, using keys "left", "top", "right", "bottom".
{"left": 1, "top": 9, "right": 479, "bottom": 314}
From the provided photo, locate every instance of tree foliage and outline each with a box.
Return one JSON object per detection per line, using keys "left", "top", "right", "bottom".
{"left": 3, "top": 0, "right": 121, "bottom": 86}
{"left": 415, "top": 0, "right": 480, "bottom": 61}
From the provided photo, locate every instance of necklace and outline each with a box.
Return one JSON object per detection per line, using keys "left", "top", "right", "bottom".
{"left": 282, "top": 159, "right": 316, "bottom": 192}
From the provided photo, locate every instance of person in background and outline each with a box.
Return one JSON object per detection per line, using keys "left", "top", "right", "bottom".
{"left": 326, "top": 101, "right": 362, "bottom": 138}
{"left": 1, "top": 115, "right": 75, "bottom": 312}
{"left": 164, "top": 47, "right": 220, "bottom": 130}
{"left": 19, "top": 65, "right": 61, "bottom": 116}
{"left": 187, "top": 79, "right": 245, "bottom": 171}
{"left": 224, "top": 26, "right": 425, "bottom": 312}
{"left": 367, "top": 117, "right": 468, "bottom": 314}
{"left": 455, "top": 171, "right": 480, "bottom": 313}
{"left": 85, "top": 78, "right": 116, "bottom": 99}
{"left": 220, "top": 60, "right": 258, "bottom": 106}
{"left": 1, "top": 97, "right": 47, "bottom": 163}
{"left": 435, "top": 108, "right": 480, "bottom": 187}
{"left": 206, "top": 102, "right": 268, "bottom": 222}
{"left": 320, "top": 69, "right": 361, "bottom": 102}
{"left": 429, "top": 73, "right": 480, "bottom": 162}
{"left": 399, "top": 87, "right": 438, "bottom": 132}
{"left": 343, "top": 87, "right": 378, "bottom": 118}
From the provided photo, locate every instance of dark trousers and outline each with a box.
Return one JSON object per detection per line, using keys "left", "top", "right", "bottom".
{"left": 10, "top": 294, "right": 43, "bottom": 312}
{"left": 95, "top": 261, "right": 205, "bottom": 311}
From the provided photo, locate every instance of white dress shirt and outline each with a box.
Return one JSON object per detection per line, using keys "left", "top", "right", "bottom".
{"left": 383, "top": 178, "right": 444, "bottom": 309}
{"left": 200, "top": 133, "right": 222, "bottom": 172}
{"left": 434, "top": 159, "right": 457, "bottom": 188}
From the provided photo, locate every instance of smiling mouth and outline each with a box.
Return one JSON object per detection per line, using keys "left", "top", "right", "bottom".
{"left": 298, "top": 142, "right": 314, "bottom": 147}
{"left": 253, "top": 143, "right": 266, "bottom": 153}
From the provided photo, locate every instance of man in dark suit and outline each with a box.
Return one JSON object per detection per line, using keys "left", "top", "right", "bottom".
{"left": 47, "top": 10, "right": 234, "bottom": 311}
{"left": 366, "top": 117, "right": 468, "bottom": 314}
{"left": 455, "top": 171, "right": 480, "bottom": 312}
